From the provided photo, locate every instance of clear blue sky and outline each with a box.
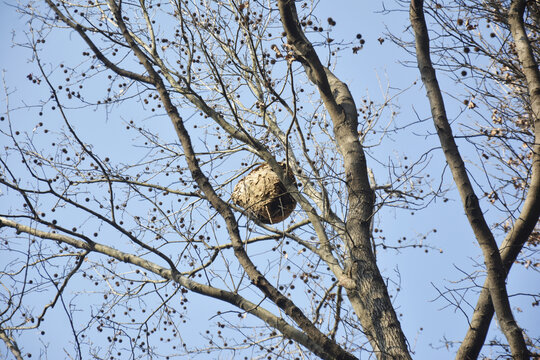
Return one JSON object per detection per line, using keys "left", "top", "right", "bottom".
{"left": 1, "top": 1, "right": 538, "bottom": 359}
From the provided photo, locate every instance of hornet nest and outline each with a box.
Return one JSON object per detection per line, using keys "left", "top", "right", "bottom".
{"left": 231, "top": 162, "right": 297, "bottom": 224}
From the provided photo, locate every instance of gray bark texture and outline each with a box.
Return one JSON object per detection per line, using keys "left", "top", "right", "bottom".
{"left": 277, "top": 1, "right": 412, "bottom": 359}
{"left": 410, "top": 1, "right": 532, "bottom": 359}
{"left": 5, "top": 0, "right": 534, "bottom": 358}
{"left": 456, "top": 0, "right": 540, "bottom": 358}
{"left": 103, "top": 1, "right": 359, "bottom": 359}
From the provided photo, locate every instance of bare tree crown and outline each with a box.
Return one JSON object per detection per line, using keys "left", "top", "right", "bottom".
{"left": 0, "top": 0, "right": 538, "bottom": 359}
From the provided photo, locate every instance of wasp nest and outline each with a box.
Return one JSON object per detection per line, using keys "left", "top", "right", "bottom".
{"left": 231, "top": 162, "right": 297, "bottom": 224}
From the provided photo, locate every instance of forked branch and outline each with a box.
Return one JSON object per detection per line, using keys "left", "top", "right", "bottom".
{"left": 409, "top": 1, "right": 530, "bottom": 358}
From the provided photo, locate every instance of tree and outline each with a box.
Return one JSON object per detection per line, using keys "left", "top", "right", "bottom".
{"left": 407, "top": 1, "right": 539, "bottom": 358}
{"left": 0, "top": 0, "right": 538, "bottom": 359}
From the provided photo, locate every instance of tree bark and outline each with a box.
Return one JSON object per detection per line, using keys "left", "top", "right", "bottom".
{"left": 102, "top": 1, "right": 359, "bottom": 359}
{"left": 0, "top": 216, "right": 328, "bottom": 359}
{"left": 409, "top": 1, "right": 530, "bottom": 359}
{"left": 0, "top": 329, "right": 24, "bottom": 360}
{"left": 278, "top": 1, "right": 412, "bottom": 359}
{"left": 456, "top": 0, "right": 540, "bottom": 358}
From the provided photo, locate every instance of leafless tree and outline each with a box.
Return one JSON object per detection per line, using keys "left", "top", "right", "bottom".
{"left": 407, "top": 0, "right": 539, "bottom": 358}
{"left": 0, "top": 0, "right": 538, "bottom": 359}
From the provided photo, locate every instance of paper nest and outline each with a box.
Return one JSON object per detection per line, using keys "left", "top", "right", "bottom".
{"left": 231, "top": 162, "right": 297, "bottom": 224}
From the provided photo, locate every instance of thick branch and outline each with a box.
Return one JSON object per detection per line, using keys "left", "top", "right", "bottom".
{"left": 0, "top": 329, "right": 23, "bottom": 360}
{"left": 44, "top": 0, "right": 153, "bottom": 84}
{"left": 0, "top": 216, "right": 327, "bottom": 357}
{"left": 104, "top": 1, "right": 357, "bottom": 359}
{"left": 278, "top": 1, "right": 411, "bottom": 359}
{"left": 456, "top": 0, "right": 540, "bottom": 358}
{"left": 410, "top": 1, "right": 529, "bottom": 358}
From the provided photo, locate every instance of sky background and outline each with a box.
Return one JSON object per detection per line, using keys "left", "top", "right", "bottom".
{"left": 1, "top": 1, "right": 539, "bottom": 359}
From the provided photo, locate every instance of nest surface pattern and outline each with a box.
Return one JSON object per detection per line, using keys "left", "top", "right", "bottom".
{"left": 231, "top": 163, "right": 297, "bottom": 224}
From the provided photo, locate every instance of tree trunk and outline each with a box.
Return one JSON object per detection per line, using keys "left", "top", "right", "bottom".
{"left": 278, "top": 1, "right": 412, "bottom": 358}
{"left": 409, "top": 1, "right": 530, "bottom": 358}
{"left": 456, "top": 0, "right": 540, "bottom": 358}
